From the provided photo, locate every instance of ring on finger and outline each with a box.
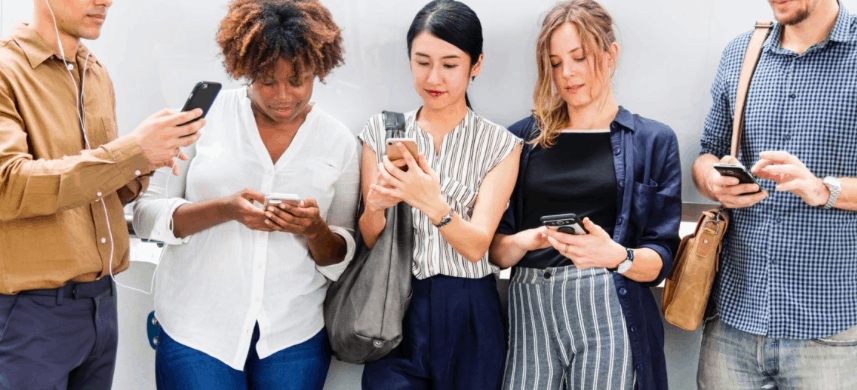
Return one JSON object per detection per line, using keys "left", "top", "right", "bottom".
{"left": 564, "top": 243, "right": 569, "bottom": 255}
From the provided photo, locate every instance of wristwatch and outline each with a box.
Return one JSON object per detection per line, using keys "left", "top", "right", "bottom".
{"left": 822, "top": 176, "right": 841, "bottom": 209}
{"left": 434, "top": 210, "right": 453, "bottom": 228}
{"left": 612, "top": 248, "right": 634, "bottom": 274}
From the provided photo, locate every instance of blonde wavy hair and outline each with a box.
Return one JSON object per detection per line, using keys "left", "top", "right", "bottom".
{"left": 532, "top": 0, "right": 616, "bottom": 148}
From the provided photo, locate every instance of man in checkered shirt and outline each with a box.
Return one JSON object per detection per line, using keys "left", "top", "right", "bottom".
{"left": 692, "top": 0, "right": 857, "bottom": 388}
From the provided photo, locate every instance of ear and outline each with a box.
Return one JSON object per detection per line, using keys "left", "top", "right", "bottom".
{"left": 470, "top": 53, "right": 484, "bottom": 78}
{"left": 606, "top": 42, "right": 619, "bottom": 70}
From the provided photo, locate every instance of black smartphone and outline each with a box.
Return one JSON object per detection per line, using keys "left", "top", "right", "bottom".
{"left": 713, "top": 163, "right": 761, "bottom": 193}
{"left": 540, "top": 213, "right": 589, "bottom": 235}
{"left": 179, "top": 81, "right": 222, "bottom": 126}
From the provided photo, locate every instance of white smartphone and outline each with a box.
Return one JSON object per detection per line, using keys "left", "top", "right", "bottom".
{"left": 265, "top": 193, "right": 302, "bottom": 207}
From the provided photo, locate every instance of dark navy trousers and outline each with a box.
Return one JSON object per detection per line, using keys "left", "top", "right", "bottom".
{"left": 0, "top": 281, "right": 117, "bottom": 390}
{"left": 362, "top": 274, "right": 506, "bottom": 390}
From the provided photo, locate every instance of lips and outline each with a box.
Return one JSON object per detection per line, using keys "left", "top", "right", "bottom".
{"left": 566, "top": 84, "right": 584, "bottom": 94}
{"left": 88, "top": 14, "right": 106, "bottom": 23}
{"left": 426, "top": 90, "right": 444, "bottom": 98}
{"left": 272, "top": 106, "right": 294, "bottom": 116}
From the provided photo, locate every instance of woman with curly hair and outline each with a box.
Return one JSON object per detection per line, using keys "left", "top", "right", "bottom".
{"left": 133, "top": 0, "right": 356, "bottom": 388}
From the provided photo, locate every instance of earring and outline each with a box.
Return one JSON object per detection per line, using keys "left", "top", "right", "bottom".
{"left": 469, "top": 76, "right": 475, "bottom": 88}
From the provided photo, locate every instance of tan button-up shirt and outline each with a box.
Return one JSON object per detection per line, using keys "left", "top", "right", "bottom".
{"left": 0, "top": 24, "right": 151, "bottom": 294}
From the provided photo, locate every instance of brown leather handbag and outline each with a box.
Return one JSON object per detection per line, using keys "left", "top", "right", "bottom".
{"left": 662, "top": 21, "right": 773, "bottom": 331}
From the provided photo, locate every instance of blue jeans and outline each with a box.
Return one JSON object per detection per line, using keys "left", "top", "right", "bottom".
{"left": 156, "top": 325, "right": 331, "bottom": 390}
{"left": 698, "top": 315, "right": 857, "bottom": 390}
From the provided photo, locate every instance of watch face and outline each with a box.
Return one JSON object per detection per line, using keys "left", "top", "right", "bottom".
{"left": 617, "top": 260, "right": 633, "bottom": 274}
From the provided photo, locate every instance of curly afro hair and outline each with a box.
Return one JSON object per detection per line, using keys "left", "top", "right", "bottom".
{"left": 216, "top": 0, "right": 344, "bottom": 82}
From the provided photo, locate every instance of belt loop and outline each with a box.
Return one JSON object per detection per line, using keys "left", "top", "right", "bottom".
{"left": 56, "top": 286, "right": 63, "bottom": 306}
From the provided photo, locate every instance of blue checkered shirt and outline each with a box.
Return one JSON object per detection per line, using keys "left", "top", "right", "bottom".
{"left": 700, "top": 6, "right": 857, "bottom": 339}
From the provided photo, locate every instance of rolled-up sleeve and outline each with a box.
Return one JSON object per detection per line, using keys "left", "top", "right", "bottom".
{"left": 132, "top": 144, "right": 195, "bottom": 245}
{"left": 700, "top": 44, "right": 736, "bottom": 159}
{"left": 316, "top": 140, "right": 361, "bottom": 281}
{"left": 638, "top": 131, "right": 683, "bottom": 287}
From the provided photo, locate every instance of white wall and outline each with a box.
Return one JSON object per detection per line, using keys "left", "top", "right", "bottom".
{"left": 3, "top": 1, "right": 856, "bottom": 389}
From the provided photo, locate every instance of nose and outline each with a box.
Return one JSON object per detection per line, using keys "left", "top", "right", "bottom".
{"left": 427, "top": 64, "right": 442, "bottom": 86}
{"left": 562, "top": 62, "right": 575, "bottom": 79}
{"left": 96, "top": 0, "right": 114, "bottom": 8}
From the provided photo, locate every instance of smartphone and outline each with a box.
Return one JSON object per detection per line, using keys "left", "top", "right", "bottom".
{"left": 540, "top": 213, "right": 589, "bottom": 235}
{"left": 713, "top": 163, "right": 761, "bottom": 193}
{"left": 179, "top": 81, "right": 222, "bottom": 126}
{"left": 385, "top": 138, "right": 419, "bottom": 171}
{"left": 264, "top": 193, "right": 302, "bottom": 207}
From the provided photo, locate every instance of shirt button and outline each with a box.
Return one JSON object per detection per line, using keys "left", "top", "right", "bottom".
{"left": 617, "top": 217, "right": 624, "bottom": 225}
{"left": 630, "top": 325, "right": 637, "bottom": 333}
{"left": 544, "top": 271, "right": 552, "bottom": 279}
{"left": 613, "top": 148, "right": 621, "bottom": 155}
{"left": 135, "top": 170, "right": 142, "bottom": 176}
{"left": 619, "top": 288, "right": 628, "bottom": 296}
{"left": 784, "top": 134, "right": 792, "bottom": 141}
{"left": 789, "top": 93, "right": 796, "bottom": 99}
{"left": 775, "top": 218, "right": 782, "bottom": 224}
{"left": 101, "top": 237, "right": 107, "bottom": 244}
{"left": 636, "top": 364, "right": 644, "bottom": 371}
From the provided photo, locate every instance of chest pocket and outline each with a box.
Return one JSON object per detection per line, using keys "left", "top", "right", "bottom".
{"left": 309, "top": 159, "right": 339, "bottom": 191}
{"left": 441, "top": 177, "right": 478, "bottom": 217}
{"left": 630, "top": 178, "right": 658, "bottom": 237}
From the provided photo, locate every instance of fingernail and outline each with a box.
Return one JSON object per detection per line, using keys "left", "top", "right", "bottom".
{"left": 265, "top": 212, "right": 271, "bottom": 217}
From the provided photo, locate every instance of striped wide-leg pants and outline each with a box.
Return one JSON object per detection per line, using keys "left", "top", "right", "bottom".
{"left": 502, "top": 266, "right": 634, "bottom": 390}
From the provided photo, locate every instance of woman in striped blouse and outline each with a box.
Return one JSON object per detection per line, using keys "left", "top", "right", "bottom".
{"left": 490, "top": 1, "right": 682, "bottom": 389}
{"left": 357, "top": 1, "right": 521, "bottom": 389}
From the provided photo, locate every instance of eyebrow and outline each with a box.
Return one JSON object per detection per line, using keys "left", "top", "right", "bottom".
{"left": 549, "top": 47, "right": 583, "bottom": 57}
{"left": 414, "top": 52, "right": 461, "bottom": 60}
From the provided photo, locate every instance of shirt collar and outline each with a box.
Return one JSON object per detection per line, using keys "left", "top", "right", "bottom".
{"left": 612, "top": 106, "right": 635, "bottom": 133}
{"left": 765, "top": 2, "right": 855, "bottom": 54}
{"left": 11, "top": 23, "right": 99, "bottom": 69}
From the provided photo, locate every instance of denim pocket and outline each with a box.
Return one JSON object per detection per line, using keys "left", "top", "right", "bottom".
{"left": 811, "top": 324, "right": 857, "bottom": 346}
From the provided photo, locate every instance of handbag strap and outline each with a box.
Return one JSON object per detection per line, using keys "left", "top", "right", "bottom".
{"left": 730, "top": 21, "right": 774, "bottom": 157}
{"left": 382, "top": 110, "right": 406, "bottom": 139}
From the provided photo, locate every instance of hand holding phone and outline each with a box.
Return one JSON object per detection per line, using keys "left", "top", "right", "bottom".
{"left": 385, "top": 138, "right": 419, "bottom": 171}
{"left": 179, "top": 81, "right": 222, "bottom": 127}
{"left": 540, "top": 213, "right": 589, "bottom": 235}
{"left": 713, "top": 163, "right": 761, "bottom": 194}
{"left": 264, "top": 193, "right": 302, "bottom": 208}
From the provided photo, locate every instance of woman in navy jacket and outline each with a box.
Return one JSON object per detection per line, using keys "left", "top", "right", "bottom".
{"left": 489, "top": 1, "right": 681, "bottom": 389}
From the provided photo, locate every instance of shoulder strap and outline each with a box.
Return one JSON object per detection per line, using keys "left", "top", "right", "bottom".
{"left": 382, "top": 110, "right": 406, "bottom": 139}
{"left": 731, "top": 21, "right": 774, "bottom": 157}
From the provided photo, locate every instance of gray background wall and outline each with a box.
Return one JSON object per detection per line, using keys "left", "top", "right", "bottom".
{"left": 3, "top": 0, "right": 855, "bottom": 389}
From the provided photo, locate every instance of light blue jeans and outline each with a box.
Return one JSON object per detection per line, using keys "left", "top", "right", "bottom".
{"left": 697, "top": 315, "right": 857, "bottom": 390}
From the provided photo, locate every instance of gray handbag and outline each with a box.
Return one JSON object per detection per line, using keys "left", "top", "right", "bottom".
{"left": 323, "top": 111, "right": 414, "bottom": 364}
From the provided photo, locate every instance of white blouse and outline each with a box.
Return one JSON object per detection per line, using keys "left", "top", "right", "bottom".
{"left": 133, "top": 87, "right": 360, "bottom": 370}
{"left": 359, "top": 109, "right": 521, "bottom": 280}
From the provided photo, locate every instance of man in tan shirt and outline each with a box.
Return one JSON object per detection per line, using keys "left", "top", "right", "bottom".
{"left": 0, "top": 0, "right": 206, "bottom": 387}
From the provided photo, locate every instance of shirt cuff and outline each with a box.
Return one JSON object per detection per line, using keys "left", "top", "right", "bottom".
{"left": 316, "top": 225, "right": 356, "bottom": 282}
{"left": 103, "top": 134, "right": 151, "bottom": 177}
{"left": 150, "top": 198, "right": 192, "bottom": 245}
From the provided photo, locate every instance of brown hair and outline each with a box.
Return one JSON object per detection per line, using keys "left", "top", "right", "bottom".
{"left": 216, "top": 0, "right": 344, "bottom": 83}
{"left": 533, "top": 0, "right": 616, "bottom": 148}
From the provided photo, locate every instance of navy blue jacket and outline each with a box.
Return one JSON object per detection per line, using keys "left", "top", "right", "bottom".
{"left": 497, "top": 107, "right": 682, "bottom": 390}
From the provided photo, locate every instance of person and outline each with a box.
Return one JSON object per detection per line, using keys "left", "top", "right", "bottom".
{"left": 693, "top": 0, "right": 857, "bottom": 388}
{"left": 132, "top": 0, "right": 357, "bottom": 389}
{"left": 0, "top": 0, "right": 205, "bottom": 387}
{"left": 357, "top": 1, "right": 522, "bottom": 388}
{"left": 489, "top": 1, "right": 682, "bottom": 389}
